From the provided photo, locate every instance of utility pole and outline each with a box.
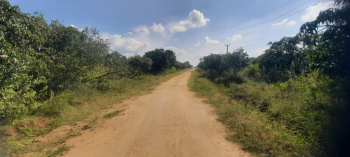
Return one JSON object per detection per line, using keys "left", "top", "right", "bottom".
{"left": 225, "top": 44, "right": 230, "bottom": 53}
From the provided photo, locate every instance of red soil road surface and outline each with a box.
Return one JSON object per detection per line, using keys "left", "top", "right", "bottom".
{"left": 64, "top": 70, "right": 251, "bottom": 157}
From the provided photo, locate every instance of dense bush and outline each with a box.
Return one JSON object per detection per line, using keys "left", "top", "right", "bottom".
{"left": 192, "top": 69, "right": 334, "bottom": 156}
{"left": 240, "top": 63, "right": 260, "bottom": 79}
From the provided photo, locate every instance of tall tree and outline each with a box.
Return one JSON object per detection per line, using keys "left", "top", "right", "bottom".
{"left": 222, "top": 48, "right": 249, "bottom": 77}
{"left": 128, "top": 55, "right": 152, "bottom": 76}
{"left": 164, "top": 50, "right": 176, "bottom": 68}
{"left": 299, "top": 0, "right": 349, "bottom": 77}
{"left": 144, "top": 49, "right": 167, "bottom": 74}
{"left": 104, "top": 51, "right": 129, "bottom": 77}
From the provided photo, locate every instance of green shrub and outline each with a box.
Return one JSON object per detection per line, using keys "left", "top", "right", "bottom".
{"left": 190, "top": 69, "right": 334, "bottom": 156}
{"left": 35, "top": 92, "right": 73, "bottom": 117}
{"left": 241, "top": 63, "right": 261, "bottom": 79}
{"left": 163, "top": 67, "right": 177, "bottom": 74}
{"left": 269, "top": 71, "right": 333, "bottom": 149}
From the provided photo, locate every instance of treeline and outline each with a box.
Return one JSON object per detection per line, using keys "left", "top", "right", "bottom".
{"left": 196, "top": 0, "right": 349, "bottom": 156}
{"left": 0, "top": 1, "right": 192, "bottom": 123}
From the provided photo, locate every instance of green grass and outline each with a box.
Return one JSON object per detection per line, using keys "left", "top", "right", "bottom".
{"left": 103, "top": 109, "right": 125, "bottom": 119}
{"left": 1, "top": 69, "right": 189, "bottom": 157}
{"left": 189, "top": 70, "right": 332, "bottom": 157}
{"left": 45, "top": 146, "right": 70, "bottom": 157}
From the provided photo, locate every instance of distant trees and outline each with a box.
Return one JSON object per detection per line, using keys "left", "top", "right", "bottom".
{"left": 175, "top": 61, "right": 193, "bottom": 70}
{"left": 222, "top": 48, "right": 249, "bottom": 77}
{"left": 198, "top": 54, "right": 222, "bottom": 80}
{"left": 104, "top": 51, "right": 129, "bottom": 77}
{"left": 198, "top": 48, "right": 248, "bottom": 84}
{"left": 128, "top": 55, "right": 152, "bottom": 76}
{"left": 144, "top": 49, "right": 177, "bottom": 74}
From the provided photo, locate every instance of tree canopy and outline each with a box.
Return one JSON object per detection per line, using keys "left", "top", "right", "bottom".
{"left": 144, "top": 49, "right": 177, "bottom": 74}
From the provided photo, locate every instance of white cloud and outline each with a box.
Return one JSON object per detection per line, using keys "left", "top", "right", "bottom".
{"left": 194, "top": 41, "right": 201, "bottom": 47}
{"left": 134, "top": 26, "right": 149, "bottom": 35}
{"left": 302, "top": 1, "right": 335, "bottom": 22}
{"left": 228, "top": 34, "right": 243, "bottom": 41}
{"left": 125, "top": 9, "right": 209, "bottom": 37}
{"left": 271, "top": 18, "right": 289, "bottom": 26}
{"left": 170, "top": 9, "right": 210, "bottom": 33}
{"left": 151, "top": 23, "right": 165, "bottom": 34}
{"left": 271, "top": 18, "right": 296, "bottom": 26}
{"left": 105, "top": 34, "right": 148, "bottom": 53}
{"left": 287, "top": 21, "right": 296, "bottom": 26}
{"left": 205, "top": 36, "right": 219, "bottom": 44}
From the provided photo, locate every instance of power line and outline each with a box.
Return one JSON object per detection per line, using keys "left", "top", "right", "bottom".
{"left": 242, "top": 8, "right": 308, "bottom": 41}
{"left": 242, "top": 0, "right": 312, "bottom": 37}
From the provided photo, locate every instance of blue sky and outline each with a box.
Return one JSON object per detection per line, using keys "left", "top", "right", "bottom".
{"left": 8, "top": 0, "right": 336, "bottom": 65}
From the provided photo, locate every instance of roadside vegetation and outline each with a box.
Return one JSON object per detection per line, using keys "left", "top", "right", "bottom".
{"left": 0, "top": 1, "right": 192, "bottom": 156}
{"left": 1, "top": 70, "right": 186, "bottom": 157}
{"left": 191, "top": 0, "right": 349, "bottom": 156}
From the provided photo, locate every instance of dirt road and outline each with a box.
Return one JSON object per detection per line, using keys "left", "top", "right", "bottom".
{"left": 64, "top": 70, "right": 251, "bottom": 157}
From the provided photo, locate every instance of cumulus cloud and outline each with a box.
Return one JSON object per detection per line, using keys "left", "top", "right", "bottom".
{"left": 105, "top": 34, "right": 148, "bottom": 53}
{"left": 205, "top": 36, "right": 219, "bottom": 44}
{"left": 129, "top": 9, "right": 209, "bottom": 36}
{"left": 302, "top": 1, "right": 335, "bottom": 22}
{"left": 228, "top": 34, "right": 243, "bottom": 41}
{"left": 151, "top": 23, "right": 165, "bottom": 34}
{"left": 170, "top": 9, "right": 210, "bottom": 33}
{"left": 134, "top": 26, "right": 149, "bottom": 35}
{"left": 132, "top": 23, "right": 166, "bottom": 36}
